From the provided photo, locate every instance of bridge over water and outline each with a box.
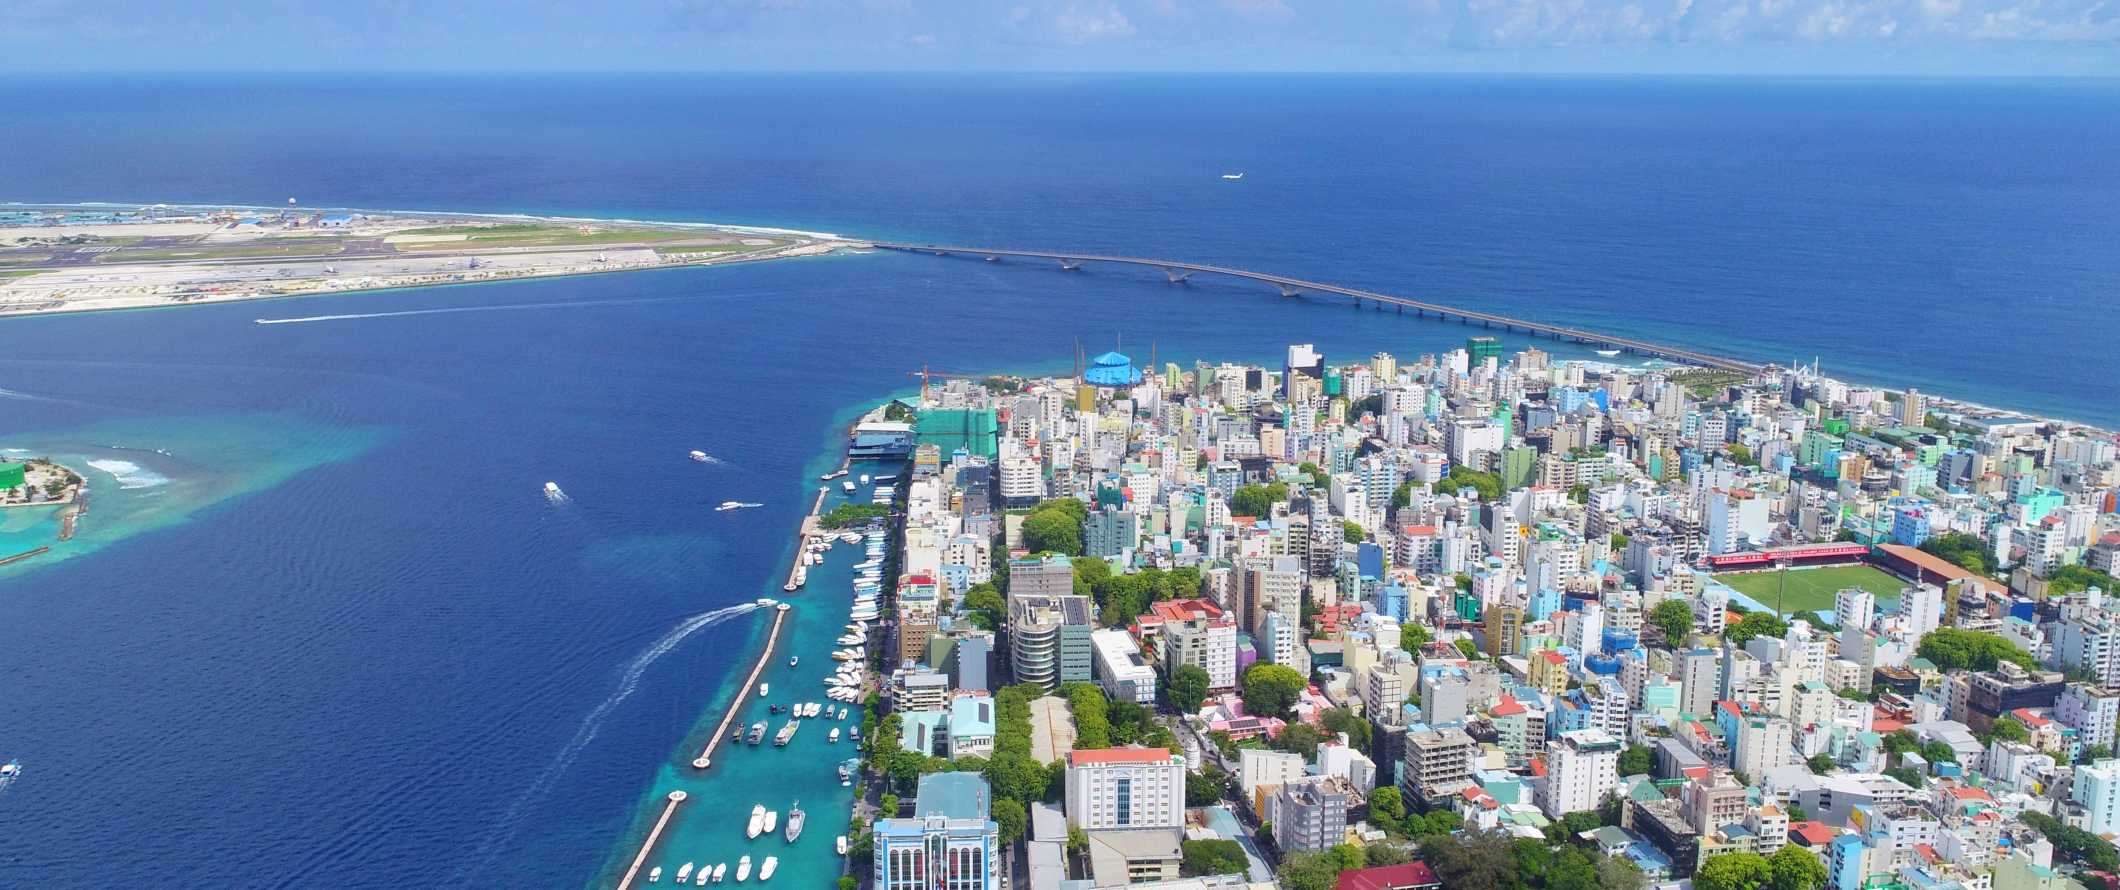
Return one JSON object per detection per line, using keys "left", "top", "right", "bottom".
{"left": 871, "top": 243, "right": 1761, "bottom": 374}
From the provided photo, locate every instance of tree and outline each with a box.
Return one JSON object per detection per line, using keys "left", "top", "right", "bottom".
{"left": 990, "top": 796, "right": 1027, "bottom": 843}
{"left": 1618, "top": 744, "right": 1655, "bottom": 777}
{"left": 1320, "top": 707, "right": 1372, "bottom": 752}
{"left": 1807, "top": 754, "right": 1835, "bottom": 775}
{"left": 963, "top": 583, "right": 1005, "bottom": 631}
{"left": 1454, "top": 638, "right": 1482, "bottom": 661}
{"left": 1917, "top": 627, "right": 2035, "bottom": 672}
{"left": 1649, "top": 599, "right": 1695, "bottom": 644}
{"left": 1548, "top": 847, "right": 1602, "bottom": 890}
{"left": 1444, "top": 466, "right": 1503, "bottom": 500}
{"left": 1786, "top": 803, "right": 1808, "bottom": 822}
{"left": 879, "top": 793, "right": 900, "bottom": 819}
{"left": 1988, "top": 716, "right": 2031, "bottom": 745}
{"left": 1168, "top": 664, "right": 1211, "bottom": 714}
{"left": 1414, "top": 809, "right": 1462, "bottom": 838}
{"left": 1342, "top": 520, "right": 1366, "bottom": 543}
{"left": 1277, "top": 846, "right": 1364, "bottom": 890}
{"left": 1425, "top": 831, "right": 1518, "bottom": 890}
{"left": 1694, "top": 851, "right": 1773, "bottom": 890}
{"left": 1727, "top": 443, "right": 1755, "bottom": 466}
{"left": 1768, "top": 844, "right": 1827, "bottom": 890}
{"left": 1364, "top": 844, "right": 1412, "bottom": 867}
{"left": 1228, "top": 483, "right": 1287, "bottom": 519}
{"left": 1273, "top": 722, "right": 1328, "bottom": 759}
{"left": 1726, "top": 611, "right": 1788, "bottom": 648}
{"left": 1181, "top": 839, "right": 1249, "bottom": 877}
{"left": 2051, "top": 565, "right": 2120, "bottom": 596}
{"left": 1882, "top": 730, "right": 1919, "bottom": 757}
{"left": 1186, "top": 768, "right": 1228, "bottom": 807}
{"left": 1919, "top": 532, "right": 1992, "bottom": 577}
{"left": 1022, "top": 508, "right": 1083, "bottom": 555}
{"left": 1367, "top": 786, "right": 1406, "bottom": 826}
{"left": 1920, "top": 740, "right": 1959, "bottom": 765}
{"left": 1398, "top": 623, "right": 1432, "bottom": 655}
{"left": 1391, "top": 480, "right": 1414, "bottom": 510}
{"left": 838, "top": 877, "right": 857, "bottom": 890}
{"left": 1240, "top": 663, "right": 1305, "bottom": 721}
{"left": 1597, "top": 855, "right": 1648, "bottom": 890}
{"left": 1884, "top": 766, "right": 1925, "bottom": 788}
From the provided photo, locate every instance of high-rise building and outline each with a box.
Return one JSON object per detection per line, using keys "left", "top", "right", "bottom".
{"left": 1484, "top": 605, "right": 1524, "bottom": 657}
{"left": 2074, "top": 759, "right": 2120, "bottom": 837}
{"left": 874, "top": 772, "right": 1000, "bottom": 890}
{"left": 1140, "top": 599, "right": 1238, "bottom": 691}
{"left": 1401, "top": 727, "right": 1476, "bottom": 808}
{"left": 1063, "top": 748, "right": 1186, "bottom": 830}
{"left": 1679, "top": 648, "right": 1722, "bottom": 718}
{"left": 2059, "top": 684, "right": 2120, "bottom": 752}
{"left": 1544, "top": 729, "right": 1621, "bottom": 818}
{"left": 1272, "top": 776, "right": 1355, "bottom": 853}
{"left": 1734, "top": 716, "right": 1796, "bottom": 780}
{"left": 1008, "top": 592, "right": 1094, "bottom": 690}
{"left": 1834, "top": 587, "right": 1876, "bottom": 634}
{"left": 1090, "top": 628, "right": 1158, "bottom": 705}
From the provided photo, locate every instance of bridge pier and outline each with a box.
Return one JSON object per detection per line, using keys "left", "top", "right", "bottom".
{"left": 1059, "top": 259, "right": 1083, "bottom": 271}
{"left": 1277, "top": 285, "right": 1299, "bottom": 298}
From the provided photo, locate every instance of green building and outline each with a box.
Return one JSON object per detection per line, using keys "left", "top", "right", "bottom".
{"left": 0, "top": 462, "right": 23, "bottom": 491}
{"left": 1467, "top": 336, "right": 1503, "bottom": 366}
{"left": 914, "top": 408, "right": 998, "bottom": 460}
{"left": 1500, "top": 446, "right": 1538, "bottom": 490}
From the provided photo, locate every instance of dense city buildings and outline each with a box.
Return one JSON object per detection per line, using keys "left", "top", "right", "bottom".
{"left": 866, "top": 340, "right": 2120, "bottom": 890}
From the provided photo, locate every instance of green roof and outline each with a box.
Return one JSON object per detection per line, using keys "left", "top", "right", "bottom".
{"left": 914, "top": 772, "right": 992, "bottom": 821}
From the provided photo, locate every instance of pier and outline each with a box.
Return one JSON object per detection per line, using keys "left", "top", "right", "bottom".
{"left": 0, "top": 546, "right": 50, "bottom": 567}
{"left": 872, "top": 242, "right": 1764, "bottom": 373}
{"left": 690, "top": 603, "right": 791, "bottom": 772}
{"left": 613, "top": 790, "right": 687, "bottom": 890}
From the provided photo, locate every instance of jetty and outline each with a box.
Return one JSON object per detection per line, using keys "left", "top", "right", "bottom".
{"left": 781, "top": 483, "right": 831, "bottom": 590}
{"left": 613, "top": 790, "right": 687, "bottom": 890}
{"left": 0, "top": 546, "right": 50, "bottom": 567}
{"left": 689, "top": 603, "right": 791, "bottom": 771}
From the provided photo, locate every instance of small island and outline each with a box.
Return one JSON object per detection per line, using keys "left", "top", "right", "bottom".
{"left": 0, "top": 457, "right": 83, "bottom": 507}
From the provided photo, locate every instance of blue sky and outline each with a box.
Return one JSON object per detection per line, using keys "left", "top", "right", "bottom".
{"left": 4, "top": 0, "right": 2115, "bottom": 75}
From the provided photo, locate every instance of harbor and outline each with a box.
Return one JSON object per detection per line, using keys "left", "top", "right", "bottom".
{"left": 594, "top": 438, "right": 898, "bottom": 890}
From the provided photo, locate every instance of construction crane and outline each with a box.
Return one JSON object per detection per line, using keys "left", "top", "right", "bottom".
{"left": 908, "top": 365, "right": 979, "bottom": 403}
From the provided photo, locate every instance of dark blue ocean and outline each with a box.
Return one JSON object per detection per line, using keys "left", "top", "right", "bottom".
{"left": 0, "top": 74, "right": 2115, "bottom": 888}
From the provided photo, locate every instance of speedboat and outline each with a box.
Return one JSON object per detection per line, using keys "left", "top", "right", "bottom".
{"left": 1596, "top": 349, "right": 1622, "bottom": 357}
{"left": 651, "top": 865, "right": 665, "bottom": 883}
{"left": 736, "top": 856, "right": 752, "bottom": 883}
{"left": 690, "top": 450, "right": 709, "bottom": 462}
{"left": 788, "top": 656, "right": 799, "bottom": 667}
{"left": 762, "top": 810, "right": 778, "bottom": 834}
{"left": 837, "top": 707, "right": 848, "bottom": 720}
{"left": 836, "top": 836, "right": 848, "bottom": 856}
{"left": 1222, "top": 172, "right": 1244, "bottom": 180}
{"left": 747, "top": 721, "right": 767, "bottom": 744}
{"left": 711, "top": 863, "right": 727, "bottom": 883}
{"left": 785, "top": 803, "right": 805, "bottom": 842}
{"left": 695, "top": 866, "right": 710, "bottom": 886}
{"left": 675, "top": 863, "right": 693, "bottom": 883}
{"left": 832, "top": 650, "right": 859, "bottom": 661}
{"left": 747, "top": 804, "right": 766, "bottom": 839}
{"left": 842, "top": 480, "right": 855, "bottom": 493}
{"left": 759, "top": 857, "right": 778, "bottom": 881}
{"left": 829, "top": 728, "right": 840, "bottom": 743}
{"left": 758, "top": 682, "right": 769, "bottom": 696}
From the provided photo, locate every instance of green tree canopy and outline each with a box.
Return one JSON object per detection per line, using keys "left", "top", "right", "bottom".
{"left": 1342, "top": 520, "right": 1366, "bottom": 543}
{"left": 1273, "top": 723, "right": 1329, "bottom": 759}
{"left": 1767, "top": 844, "right": 1827, "bottom": 890}
{"left": 1919, "top": 532, "right": 1992, "bottom": 577}
{"left": 1618, "top": 744, "right": 1655, "bottom": 777}
{"left": 1917, "top": 627, "right": 2035, "bottom": 672}
{"left": 991, "top": 796, "right": 1027, "bottom": 843}
{"left": 1446, "top": 466, "right": 1503, "bottom": 500}
{"left": 1726, "top": 611, "right": 1788, "bottom": 648}
{"left": 1022, "top": 508, "right": 1083, "bottom": 555}
{"left": 962, "top": 583, "right": 1005, "bottom": 631}
{"left": 1181, "top": 839, "right": 1249, "bottom": 877}
{"left": 1168, "top": 664, "right": 1211, "bottom": 714}
{"left": 1240, "top": 663, "right": 1306, "bottom": 721}
{"left": 1367, "top": 786, "right": 1406, "bottom": 825}
{"left": 1695, "top": 852, "right": 1773, "bottom": 890}
{"left": 1229, "top": 482, "right": 1288, "bottom": 519}
{"left": 1649, "top": 599, "right": 1695, "bottom": 644}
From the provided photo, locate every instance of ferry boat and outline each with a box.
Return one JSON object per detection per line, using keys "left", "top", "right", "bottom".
{"left": 747, "top": 721, "right": 767, "bottom": 745}
{"left": 828, "top": 727, "right": 840, "bottom": 743}
{"left": 762, "top": 809, "right": 778, "bottom": 834}
{"left": 690, "top": 450, "right": 709, "bottom": 462}
{"left": 747, "top": 804, "right": 766, "bottom": 838}
{"left": 650, "top": 865, "right": 664, "bottom": 883}
{"left": 735, "top": 856, "right": 752, "bottom": 883}
{"left": 1596, "top": 348, "right": 1622, "bottom": 357}
{"left": 785, "top": 803, "right": 805, "bottom": 842}
{"left": 716, "top": 500, "right": 763, "bottom": 512}
{"left": 759, "top": 856, "right": 779, "bottom": 881}
{"left": 774, "top": 720, "right": 798, "bottom": 746}
{"left": 675, "top": 863, "right": 693, "bottom": 883}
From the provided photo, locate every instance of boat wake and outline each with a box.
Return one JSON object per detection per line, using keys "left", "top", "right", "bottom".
{"left": 459, "top": 601, "right": 764, "bottom": 880}
{"left": 253, "top": 297, "right": 678, "bottom": 326}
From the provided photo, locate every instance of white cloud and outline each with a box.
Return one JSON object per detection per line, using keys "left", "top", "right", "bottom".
{"left": 1423, "top": 0, "right": 2120, "bottom": 46}
{"left": 1049, "top": 1, "right": 1137, "bottom": 42}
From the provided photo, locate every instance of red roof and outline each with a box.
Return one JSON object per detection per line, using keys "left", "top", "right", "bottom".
{"left": 1337, "top": 862, "right": 1440, "bottom": 890}
{"left": 1491, "top": 695, "right": 1526, "bottom": 717}
{"left": 1068, "top": 747, "right": 1173, "bottom": 766}
{"left": 1791, "top": 821, "right": 1837, "bottom": 846}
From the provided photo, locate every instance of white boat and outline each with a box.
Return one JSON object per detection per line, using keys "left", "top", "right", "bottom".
{"left": 758, "top": 682, "right": 769, "bottom": 696}
{"left": 675, "top": 863, "right": 693, "bottom": 883}
{"left": 696, "top": 865, "right": 712, "bottom": 886}
{"left": 716, "top": 500, "right": 763, "bottom": 512}
{"left": 759, "top": 857, "right": 778, "bottom": 881}
{"left": 543, "top": 481, "right": 562, "bottom": 496}
{"left": 829, "top": 727, "right": 840, "bottom": 743}
{"left": 785, "top": 803, "right": 805, "bottom": 842}
{"left": 1222, "top": 172, "right": 1244, "bottom": 180}
{"left": 841, "top": 480, "right": 855, "bottom": 493}
{"left": 763, "top": 810, "right": 778, "bottom": 833}
{"left": 690, "top": 450, "right": 709, "bottom": 462}
{"left": 1596, "top": 349, "right": 1622, "bottom": 357}
{"left": 736, "top": 856, "right": 752, "bottom": 883}
{"left": 712, "top": 863, "right": 727, "bottom": 882}
{"left": 747, "top": 804, "right": 766, "bottom": 839}
{"left": 832, "top": 650, "right": 859, "bottom": 661}
{"left": 788, "top": 656, "right": 798, "bottom": 667}
{"left": 836, "top": 635, "right": 862, "bottom": 646}
{"left": 650, "top": 865, "right": 665, "bottom": 883}
{"left": 837, "top": 707, "right": 848, "bottom": 719}
{"left": 858, "top": 474, "right": 870, "bottom": 484}
{"left": 836, "top": 836, "right": 848, "bottom": 856}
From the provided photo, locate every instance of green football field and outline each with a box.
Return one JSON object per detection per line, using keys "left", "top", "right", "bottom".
{"left": 1714, "top": 564, "right": 1908, "bottom": 616}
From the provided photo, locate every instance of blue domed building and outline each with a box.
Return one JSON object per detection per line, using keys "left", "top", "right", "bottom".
{"left": 1083, "top": 351, "right": 1142, "bottom": 388}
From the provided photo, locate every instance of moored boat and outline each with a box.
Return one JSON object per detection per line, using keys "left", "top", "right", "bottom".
{"left": 759, "top": 856, "right": 778, "bottom": 881}
{"left": 785, "top": 803, "right": 805, "bottom": 842}
{"left": 675, "top": 862, "right": 694, "bottom": 882}
{"left": 651, "top": 865, "right": 665, "bottom": 883}
{"left": 746, "top": 804, "right": 766, "bottom": 839}
{"left": 762, "top": 809, "right": 777, "bottom": 833}
{"left": 735, "top": 856, "right": 752, "bottom": 883}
